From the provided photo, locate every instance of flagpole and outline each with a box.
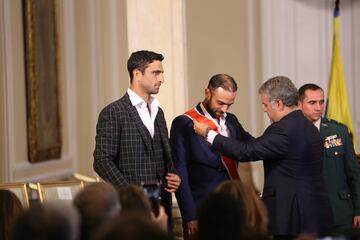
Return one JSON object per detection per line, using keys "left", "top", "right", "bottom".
{"left": 335, "top": 0, "right": 340, "bottom": 16}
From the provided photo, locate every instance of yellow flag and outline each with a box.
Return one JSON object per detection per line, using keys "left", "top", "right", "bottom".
{"left": 326, "top": 7, "right": 357, "bottom": 152}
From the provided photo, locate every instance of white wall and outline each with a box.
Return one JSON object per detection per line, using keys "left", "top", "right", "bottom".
{"left": 260, "top": 0, "right": 360, "bottom": 147}
{"left": 126, "top": 0, "right": 187, "bottom": 124}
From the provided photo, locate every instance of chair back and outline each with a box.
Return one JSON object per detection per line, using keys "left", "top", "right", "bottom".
{"left": 37, "top": 180, "right": 84, "bottom": 204}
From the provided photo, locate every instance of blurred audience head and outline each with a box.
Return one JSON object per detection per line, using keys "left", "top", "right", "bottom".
{"left": 215, "top": 180, "right": 268, "bottom": 235}
{"left": 92, "top": 215, "right": 168, "bottom": 240}
{"left": 198, "top": 192, "right": 245, "bottom": 240}
{"left": 117, "top": 184, "right": 152, "bottom": 219}
{"left": 74, "top": 182, "right": 120, "bottom": 240}
{"left": 11, "top": 202, "right": 79, "bottom": 240}
{"left": 0, "top": 189, "right": 24, "bottom": 240}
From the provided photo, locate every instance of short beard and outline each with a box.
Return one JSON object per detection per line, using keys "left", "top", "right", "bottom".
{"left": 202, "top": 100, "right": 217, "bottom": 119}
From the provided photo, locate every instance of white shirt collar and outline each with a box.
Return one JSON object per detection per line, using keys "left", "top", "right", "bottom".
{"left": 199, "top": 102, "right": 227, "bottom": 122}
{"left": 127, "top": 88, "right": 159, "bottom": 109}
{"left": 314, "top": 118, "right": 321, "bottom": 131}
{"left": 127, "top": 88, "right": 159, "bottom": 138}
{"left": 199, "top": 102, "right": 229, "bottom": 138}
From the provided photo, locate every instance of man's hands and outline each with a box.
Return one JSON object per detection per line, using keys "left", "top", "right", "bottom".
{"left": 193, "top": 119, "right": 211, "bottom": 138}
{"left": 353, "top": 216, "right": 360, "bottom": 227}
{"left": 165, "top": 173, "right": 181, "bottom": 192}
{"left": 187, "top": 220, "right": 198, "bottom": 240}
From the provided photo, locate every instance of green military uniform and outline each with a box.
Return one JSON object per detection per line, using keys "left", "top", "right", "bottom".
{"left": 320, "top": 117, "right": 360, "bottom": 228}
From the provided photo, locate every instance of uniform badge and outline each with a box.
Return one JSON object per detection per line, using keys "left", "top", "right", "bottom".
{"left": 324, "top": 134, "right": 343, "bottom": 148}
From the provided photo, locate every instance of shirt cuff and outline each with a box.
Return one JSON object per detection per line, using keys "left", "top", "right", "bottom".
{"left": 207, "top": 130, "right": 218, "bottom": 144}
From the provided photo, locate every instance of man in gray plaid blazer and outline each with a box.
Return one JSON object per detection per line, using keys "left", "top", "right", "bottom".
{"left": 93, "top": 50, "right": 181, "bottom": 224}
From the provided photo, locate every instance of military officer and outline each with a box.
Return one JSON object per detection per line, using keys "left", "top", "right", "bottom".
{"left": 299, "top": 83, "right": 360, "bottom": 232}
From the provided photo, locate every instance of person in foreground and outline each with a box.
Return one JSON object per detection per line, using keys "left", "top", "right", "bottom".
{"left": 215, "top": 180, "right": 268, "bottom": 236}
{"left": 93, "top": 50, "right": 181, "bottom": 225}
{"left": 299, "top": 83, "right": 360, "bottom": 233}
{"left": 170, "top": 74, "right": 253, "bottom": 239}
{"left": 0, "top": 189, "right": 24, "bottom": 240}
{"left": 197, "top": 192, "right": 245, "bottom": 240}
{"left": 93, "top": 215, "right": 168, "bottom": 240}
{"left": 194, "top": 76, "right": 334, "bottom": 239}
{"left": 73, "top": 182, "right": 121, "bottom": 240}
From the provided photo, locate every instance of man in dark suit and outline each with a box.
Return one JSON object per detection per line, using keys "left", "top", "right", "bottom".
{"left": 170, "top": 74, "right": 253, "bottom": 239}
{"left": 93, "top": 50, "right": 181, "bottom": 223}
{"left": 299, "top": 83, "right": 360, "bottom": 232}
{"left": 194, "top": 76, "right": 334, "bottom": 239}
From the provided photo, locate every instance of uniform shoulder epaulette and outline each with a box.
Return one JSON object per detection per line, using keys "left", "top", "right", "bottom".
{"left": 325, "top": 118, "right": 348, "bottom": 128}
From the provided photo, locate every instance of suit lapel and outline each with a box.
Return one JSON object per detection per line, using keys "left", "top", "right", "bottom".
{"left": 195, "top": 103, "right": 204, "bottom": 114}
{"left": 155, "top": 110, "right": 171, "bottom": 160}
{"left": 226, "top": 118, "right": 236, "bottom": 140}
{"left": 124, "top": 94, "right": 152, "bottom": 151}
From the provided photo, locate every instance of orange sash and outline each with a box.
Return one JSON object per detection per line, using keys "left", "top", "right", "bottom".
{"left": 185, "top": 107, "right": 240, "bottom": 180}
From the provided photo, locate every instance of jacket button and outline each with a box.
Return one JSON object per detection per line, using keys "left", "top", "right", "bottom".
{"left": 335, "top": 151, "right": 338, "bottom": 155}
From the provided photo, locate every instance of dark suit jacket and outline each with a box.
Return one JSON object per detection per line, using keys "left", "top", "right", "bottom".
{"left": 93, "top": 93, "right": 176, "bottom": 216}
{"left": 212, "top": 110, "right": 334, "bottom": 235}
{"left": 320, "top": 117, "right": 360, "bottom": 227}
{"left": 170, "top": 104, "right": 253, "bottom": 223}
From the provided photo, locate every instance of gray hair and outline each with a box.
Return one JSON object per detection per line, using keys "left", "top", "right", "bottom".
{"left": 258, "top": 76, "right": 298, "bottom": 107}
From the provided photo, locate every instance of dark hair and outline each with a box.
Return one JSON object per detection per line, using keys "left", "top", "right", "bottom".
{"left": 198, "top": 192, "right": 244, "bottom": 240}
{"left": 207, "top": 74, "right": 238, "bottom": 92}
{"left": 11, "top": 203, "right": 79, "bottom": 240}
{"left": 127, "top": 50, "right": 164, "bottom": 82}
{"left": 0, "top": 189, "right": 23, "bottom": 240}
{"left": 258, "top": 76, "right": 298, "bottom": 107}
{"left": 298, "top": 83, "right": 323, "bottom": 101}
{"left": 93, "top": 215, "right": 167, "bottom": 240}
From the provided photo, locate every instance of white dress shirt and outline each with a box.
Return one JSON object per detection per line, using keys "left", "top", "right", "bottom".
{"left": 200, "top": 103, "right": 229, "bottom": 143}
{"left": 314, "top": 118, "right": 321, "bottom": 131}
{"left": 127, "top": 88, "right": 159, "bottom": 138}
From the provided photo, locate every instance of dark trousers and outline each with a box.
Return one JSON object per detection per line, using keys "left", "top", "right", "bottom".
{"left": 161, "top": 189, "right": 173, "bottom": 231}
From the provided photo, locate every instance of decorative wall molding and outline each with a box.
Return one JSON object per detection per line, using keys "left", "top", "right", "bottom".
{"left": 1, "top": 0, "right": 78, "bottom": 182}
{"left": 169, "top": 0, "right": 188, "bottom": 115}
{"left": 0, "top": 0, "right": 5, "bottom": 180}
{"left": 108, "top": 0, "right": 121, "bottom": 100}
{"left": 247, "top": 0, "right": 257, "bottom": 135}
{"left": 88, "top": 0, "right": 101, "bottom": 139}
{"left": 14, "top": 0, "right": 78, "bottom": 182}
{"left": 60, "top": 0, "right": 78, "bottom": 173}
{"left": 1, "top": 0, "right": 14, "bottom": 181}
{"left": 13, "top": 157, "right": 74, "bottom": 182}
{"left": 352, "top": 1, "right": 360, "bottom": 130}
{"left": 247, "top": 0, "right": 265, "bottom": 192}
